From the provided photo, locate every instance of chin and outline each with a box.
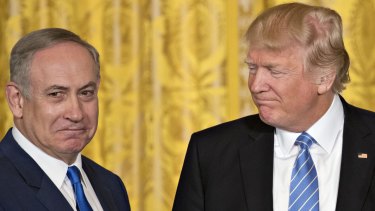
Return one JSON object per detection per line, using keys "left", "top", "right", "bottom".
{"left": 63, "top": 139, "right": 89, "bottom": 151}
{"left": 258, "top": 110, "right": 271, "bottom": 122}
{"left": 259, "top": 112, "right": 280, "bottom": 128}
{"left": 259, "top": 116, "right": 273, "bottom": 127}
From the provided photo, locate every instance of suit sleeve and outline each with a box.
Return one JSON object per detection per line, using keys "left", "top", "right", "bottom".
{"left": 173, "top": 134, "right": 205, "bottom": 211}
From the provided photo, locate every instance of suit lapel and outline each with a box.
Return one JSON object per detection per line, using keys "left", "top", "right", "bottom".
{"left": 1, "top": 130, "right": 73, "bottom": 211}
{"left": 239, "top": 125, "right": 274, "bottom": 211}
{"left": 36, "top": 175, "right": 75, "bottom": 210}
{"left": 336, "top": 102, "right": 375, "bottom": 210}
{"left": 82, "top": 159, "right": 116, "bottom": 211}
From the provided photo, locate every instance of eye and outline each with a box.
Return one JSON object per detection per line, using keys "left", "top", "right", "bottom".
{"left": 245, "top": 62, "right": 257, "bottom": 74}
{"left": 271, "top": 70, "right": 282, "bottom": 75}
{"left": 80, "top": 90, "right": 95, "bottom": 97}
{"left": 79, "top": 89, "right": 97, "bottom": 101}
{"left": 47, "top": 91, "right": 63, "bottom": 97}
{"left": 249, "top": 66, "right": 257, "bottom": 74}
{"left": 269, "top": 69, "right": 285, "bottom": 78}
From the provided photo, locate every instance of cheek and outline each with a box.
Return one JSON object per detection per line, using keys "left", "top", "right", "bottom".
{"left": 84, "top": 102, "right": 99, "bottom": 122}
{"left": 24, "top": 102, "right": 54, "bottom": 123}
{"left": 284, "top": 86, "right": 316, "bottom": 110}
{"left": 247, "top": 74, "right": 257, "bottom": 88}
{"left": 247, "top": 74, "right": 252, "bottom": 85}
{"left": 84, "top": 104, "right": 99, "bottom": 138}
{"left": 43, "top": 106, "right": 59, "bottom": 116}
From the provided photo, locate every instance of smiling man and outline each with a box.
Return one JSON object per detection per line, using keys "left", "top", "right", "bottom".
{"left": 173, "top": 3, "right": 375, "bottom": 211}
{"left": 0, "top": 28, "right": 130, "bottom": 211}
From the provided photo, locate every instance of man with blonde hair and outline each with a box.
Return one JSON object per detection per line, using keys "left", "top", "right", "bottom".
{"left": 173, "top": 3, "right": 375, "bottom": 211}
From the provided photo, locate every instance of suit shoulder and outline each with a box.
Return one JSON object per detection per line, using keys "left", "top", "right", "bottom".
{"left": 187, "top": 114, "right": 272, "bottom": 151}
{"left": 345, "top": 103, "right": 375, "bottom": 123}
{"left": 350, "top": 105, "right": 375, "bottom": 117}
{"left": 192, "top": 114, "right": 270, "bottom": 140}
{"left": 82, "top": 156, "right": 121, "bottom": 179}
{"left": 81, "top": 156, "right": 128, "bottom": 194}
{"left": 82, "top": 156, "right": 131, "bottom": 210}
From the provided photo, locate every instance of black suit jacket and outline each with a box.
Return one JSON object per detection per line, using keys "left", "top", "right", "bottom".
{"left": 0, "top": 129, "right": 131, "bottom": 211}
{"left": 173, "top": 98, "right": 375, "bottom": 211}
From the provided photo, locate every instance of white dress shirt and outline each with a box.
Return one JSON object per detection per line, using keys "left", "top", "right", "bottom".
{"left": 12, "top": 127, "right": 104, "bottom": 211}
{"left": 273, "top": 94, "right": 344, "bottom": 211}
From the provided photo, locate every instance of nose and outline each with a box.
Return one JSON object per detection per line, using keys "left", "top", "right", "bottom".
{"left": 64, "top": 96, "right": 84, "bottom": 122}
{"left": 248, "top": 68, "right": 269, "bottom": 93}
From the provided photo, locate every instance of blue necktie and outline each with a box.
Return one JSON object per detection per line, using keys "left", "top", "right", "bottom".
{"left": 67, "top": 166, "right": 93, "bottom": 211}
{"left": 289, "top": 132, "right": 319, "bottom": 211}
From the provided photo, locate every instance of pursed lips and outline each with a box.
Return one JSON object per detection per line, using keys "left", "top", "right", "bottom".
{"left": 58, "top": 126, "right": 86, "bottom": 130}
{"left": 252, "top": 96, "right": 276, "bottom": 104}
{"left": 57, "top": 127, "right": 88, "bottom": 134}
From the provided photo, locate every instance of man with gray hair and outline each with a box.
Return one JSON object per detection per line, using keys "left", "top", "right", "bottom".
{"left": 0, "top": 28, "right": 131, "bottom": 211}
{"left": 173, "top": 3, "right": 375, "bottom": 211}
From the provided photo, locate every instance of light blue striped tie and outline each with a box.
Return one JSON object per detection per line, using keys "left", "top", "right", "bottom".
{"left": 289, "top": 132, "right": 319, "bottom": 211}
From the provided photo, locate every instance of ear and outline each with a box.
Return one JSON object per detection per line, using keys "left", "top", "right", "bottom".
{"left": 317, "top": 72, "right": 336, "bottom": 95}
{"left": 5, "top": 82, "right": 25, "bottom": 118}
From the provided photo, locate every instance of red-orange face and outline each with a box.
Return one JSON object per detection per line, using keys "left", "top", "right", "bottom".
{"left": 247, "top": 46, "right": 326, "bottom": 132}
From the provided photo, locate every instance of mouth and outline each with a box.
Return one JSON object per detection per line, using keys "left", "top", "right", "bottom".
{"left": 252, "top": 96, "right": 279, "bottom": 110}
{"left": 57, "top": 124, "right": 87, "bottom": 131}
{"left": 56, "top": 127, "right": 89, "bottom": 137}
{"left": 253, "top": 96, "right": 274, "bottom": 103}
{"left": 58, "top": 127, "right": 86, "bottom": 132}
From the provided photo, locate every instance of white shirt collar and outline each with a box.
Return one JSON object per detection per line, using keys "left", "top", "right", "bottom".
{"left": 276, "top": 94, "right": 344, "bottom": 155}
{"left": 12, "top": 127, "right": 83, "bottom": 189}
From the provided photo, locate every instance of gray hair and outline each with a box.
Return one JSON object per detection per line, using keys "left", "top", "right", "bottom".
{"left": 10, "top": 28, "right": 100, "bottom": 98}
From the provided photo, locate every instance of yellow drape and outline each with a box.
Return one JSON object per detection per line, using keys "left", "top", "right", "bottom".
{"left": 0, "top": 0, "right": 374, "bottom": 210}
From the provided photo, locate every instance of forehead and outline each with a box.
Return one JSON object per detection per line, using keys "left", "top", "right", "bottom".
{"left": 29, "top": 42, "right": 97, "bottom": 87}
{"left": 247, "top": 45, "right": 306, "bottom": 64}
{"left": 32, "top": 41, "right": 92, "bottom": 61}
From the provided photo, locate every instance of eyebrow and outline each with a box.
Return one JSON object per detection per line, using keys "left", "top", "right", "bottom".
{"left": 245, "top": 59, "right": 281, "bottom": 67}
{"left": 45, "top": 85, "right": 68, "bottom": 92}
{"left": 79, "top": 81, "right": 97, "bottom": 91}
{"left": 244, "top": 61, "right": 254, "bottom": 65}
{"left": 264, "top": 64, "right": 278, "bottom": 69}
{"left": 45, "top": 81, "right": 97, "bottom": 92}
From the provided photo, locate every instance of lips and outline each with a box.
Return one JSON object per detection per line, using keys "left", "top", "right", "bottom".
{"left": 252, "top": 96, "right": 275, "bottom": 103}
{"left": 63, "top": 127, "right": 86, "bottom": 131}
{"left": 56, "top": 129, "right": 90, "bottom": 141}
{"left": 56, "top": 123, "right": 86, "bottom": 131}
{"left": 58, "top": 128, "right": 86, "bottom": 134}
{"left": 56, "top": 126, "right": 88, "bottom": 136}
{"left": 57, "top": 127, "right": 85, "bottom": 132}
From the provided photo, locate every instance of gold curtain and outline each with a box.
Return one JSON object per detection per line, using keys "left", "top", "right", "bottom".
{"left": 0, "top": 0, "right": 374, "bottom": 210}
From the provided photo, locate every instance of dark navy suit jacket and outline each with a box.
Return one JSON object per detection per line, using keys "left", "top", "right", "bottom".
{"left": 173, "top": 97, "right": 375, "bottom": 211}
{"left": 0, "top": 129, "right": 131, "bottom": 211}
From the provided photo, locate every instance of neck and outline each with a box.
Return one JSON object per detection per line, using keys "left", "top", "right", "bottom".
{"left": 286, "top": 93, "right": 335, "bottom": 132}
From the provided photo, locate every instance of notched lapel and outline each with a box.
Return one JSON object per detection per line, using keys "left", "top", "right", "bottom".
{"left": 1, "top": 130, "right": 72, "bottom": 210}
{"left": 336, "top": 110, "right": 375, "bottom": 210}
{"left": 239, "top": 130, "right": 274, "bottom": 211}
{"left": 36, "top": 175, "right": 74, "bottom": 211}
{"left": 83, "top": 163, "right": 117, "bottom": 211}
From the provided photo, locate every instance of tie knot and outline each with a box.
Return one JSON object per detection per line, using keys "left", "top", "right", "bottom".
{"left": 67, "top": 166, "right": 81, "bottom": 185}
{"left": 295, "top": 132, "right": 316, "bottom": 150}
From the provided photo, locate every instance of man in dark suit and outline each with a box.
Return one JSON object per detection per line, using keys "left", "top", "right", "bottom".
{"left": 173, "top": 3, "right": 375, "bottom": 211}
{"left": 0, "top": 28, "right": 131, "bottom": 210}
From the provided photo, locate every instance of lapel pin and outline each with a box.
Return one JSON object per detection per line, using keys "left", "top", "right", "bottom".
{"left": 358, "top": 153, "right": 368, "bottom": 159}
